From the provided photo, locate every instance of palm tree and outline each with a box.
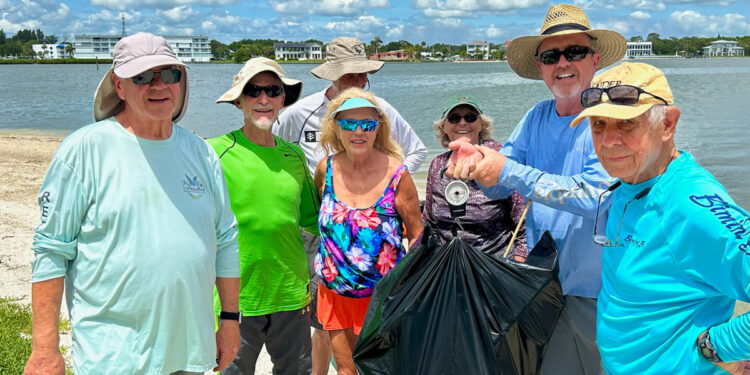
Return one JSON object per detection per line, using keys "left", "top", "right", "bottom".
{"left": 65, "top": 43, "right": 75, "bottom": 58}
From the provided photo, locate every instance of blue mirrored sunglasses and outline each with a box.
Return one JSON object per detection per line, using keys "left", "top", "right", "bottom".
{"left": 336, "top": 119, "right": 379, "bottom": 132}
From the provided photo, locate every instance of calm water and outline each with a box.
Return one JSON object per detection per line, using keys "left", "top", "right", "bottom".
{"left": 1, "top": 58, "right": 748, "bottom": 208}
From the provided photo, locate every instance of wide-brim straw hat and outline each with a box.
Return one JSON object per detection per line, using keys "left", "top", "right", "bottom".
{"left": 94, "top": 32, "right": 188, "bottom": 122}
{"left": 310, "top": 37, "right": 384, "bottom": 81}
{"left": 571, "top": 62, "right": 673, "bottom": 127}
{"left": 507, "top": 4, "right": 627, "bottom": 80}
{"left": 216, "top": 57, "right": 302, "bottom": 107}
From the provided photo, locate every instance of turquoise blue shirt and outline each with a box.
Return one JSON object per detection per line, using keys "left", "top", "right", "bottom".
{"left": 480, "top": 99, "right": 614, "bottom": 298}
{"left": 598, "top": 151, "right": 750, "bottom": 374}
{"left": 31, "top": 119, "right": 240, "bottom": 374}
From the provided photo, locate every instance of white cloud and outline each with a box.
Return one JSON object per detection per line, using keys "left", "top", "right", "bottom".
{"left": 57, "top": 2, "right": 69, "bottom": 17}
{"left": 385, "top": 24, "right": 403, "bottom": 38}
{"left": 486, "top": 24, "right": 503, "bottom": 38}
{"left": 90, "top": 0, "right": 237, "bottom": 11}
{"left": 201, "top": 20, "right": 214, "bottom": 30}
{"left": 670, "top": 10, "right": 750, "bottom": 35}
{"left": 414, "top": 0, "right": 546, "bottom": 18}
{"left": 156, "top": 5, "right": 197, "bottom": 22}
{"left": 271, "top": 0, "right": 390, "bottom": 16}
{"left": 573, "top": 0, "right": 666, "bottom": 11}
{"left": 630, "top": 11, "right": 651, "bottom": 19}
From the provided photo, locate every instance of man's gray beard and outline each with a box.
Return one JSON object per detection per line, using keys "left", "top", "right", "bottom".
{"left": 249, "top": 116, "right": 274, "bottom": 130}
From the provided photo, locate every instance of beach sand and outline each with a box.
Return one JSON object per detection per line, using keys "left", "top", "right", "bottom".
{"left": 1, "top": 131, "right": 746, "bottom": 373}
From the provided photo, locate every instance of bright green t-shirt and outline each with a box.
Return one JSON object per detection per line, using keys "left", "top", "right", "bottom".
{"left": 209, "top": 129, "right": 319, "bottom": 315}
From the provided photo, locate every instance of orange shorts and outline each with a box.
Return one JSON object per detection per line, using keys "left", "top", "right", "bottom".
{"left": 316, "top": 282, "right": 371, "bottom": 335}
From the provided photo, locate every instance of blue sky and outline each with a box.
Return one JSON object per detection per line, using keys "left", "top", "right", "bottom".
{"left": 1, "top": 0, "right": 748, "bottom": 45}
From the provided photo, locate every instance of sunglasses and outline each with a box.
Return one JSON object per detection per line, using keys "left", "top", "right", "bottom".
{"left": 242, "top": 84, "right": 284, "bottom": 98}
{"left": 581, "top": 85, "right": 670, "bottom": 108}
{"left": 447, "top": 113, "right": 478, "bottom": 124}
{"left": 131, "top": 68, "right": 182, "bottom": 85}
{"left": 336, "top": 119, "right": 379, "bottom": 132}
{"left": 538, "top": 45, "right": 592, "bottom": 65}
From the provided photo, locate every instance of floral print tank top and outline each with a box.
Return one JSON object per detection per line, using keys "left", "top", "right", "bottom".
{"left": 315, "top": 155, "right": 407, "bottom": 298}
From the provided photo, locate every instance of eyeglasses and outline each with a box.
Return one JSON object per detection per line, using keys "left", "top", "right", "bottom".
{"left": 242, "top": 84, "right": 284, "bottom": 98}
{"left": 538, "top": 45, "right": 592, "bottom": 65}
{"left": 447, "top": 113, "right": 478, "bottom": 124}
{"left": 131, "top": 68, "right": 182, "bottom": 85}
{"left": 581, "top": 85, "right": 670, "bottom": 108}
{"left": 336, "top": 119, "right": 379, "bottom": 132}
{"left": 593, "top": 174, "right": 662, "bottom": 247}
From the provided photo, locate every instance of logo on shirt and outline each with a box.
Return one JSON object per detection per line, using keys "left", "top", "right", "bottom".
{"left": 182, "top": 174, "right": 206, "bottom": 199}
{"left": 304, "top": 130, "right": 320, "bottom": 143}
{"left": 623, "top": 234, "right": 645, "bottom": 247}
{"left": 689, "top": 194, "right": 750, "bottom": 255}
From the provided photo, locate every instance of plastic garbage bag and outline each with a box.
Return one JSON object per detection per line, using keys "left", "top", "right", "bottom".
{"left": 352, "top": 228, "right": 564, "bottom": 375}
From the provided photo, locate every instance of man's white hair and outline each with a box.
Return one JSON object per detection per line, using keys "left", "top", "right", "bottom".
{"left": 647, "top": 104, "right": 667, "bottom": 128}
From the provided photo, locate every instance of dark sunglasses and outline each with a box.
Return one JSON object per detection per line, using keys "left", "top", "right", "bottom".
{"left": 336, "top": 119, "right": 379, "bottom": 132}
{"left": 538, "top": 45, "right": 592, "bottom": 65}
{"left": 242, "top": 84, "right": 284, "bottom": 98}
{"left": 447, "top": 113, "right": 478, "bottom": 124}
{"left": 131, "top": 68, "right": 182, "bottom": 85}
{"left": 581, "top": 85, "right": 670, "bottom": 108}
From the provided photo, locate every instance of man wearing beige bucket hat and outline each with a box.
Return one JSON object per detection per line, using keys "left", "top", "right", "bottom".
{"left": 25, "top": 32, "right": 241, "bottom": 374}
{"left": 446, "top": 4, "right": 626, "bottom": 375}
{"left": 275, "top": 36, "right": 427, "bottom": 375}
{"left": 208, "top": 57, "right": 319, "bottom": 375}
{"left": 571, "top": 62, "right": 750, "bottom": 375}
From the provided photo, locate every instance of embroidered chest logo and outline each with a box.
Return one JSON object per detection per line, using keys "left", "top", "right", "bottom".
{"left": 690, "top": 194, "right": 750, "bottom": 255}
{"left": 182, "top": 174, "right": 206, "bottom": 199}
{"left": 304, "top": 130, "right": 320, "bottom": 143}
{"left": 623, "top": 234, "right": 645, "bottom": 247}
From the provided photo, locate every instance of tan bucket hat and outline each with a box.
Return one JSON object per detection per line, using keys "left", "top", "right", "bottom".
{"left": 506, "top": 4, "right": 627, "bottom": 80}
{"left": 93, "top": 32, "right": 188, "bottom": 122}
{"left": 215, "top": 57, "right": 302, "bottom": 107}
{"left": 310, "top": 37, "right": 384, "bottom": 81}
{"left": 570, "top": 62, "right": 673, "bottom": 127}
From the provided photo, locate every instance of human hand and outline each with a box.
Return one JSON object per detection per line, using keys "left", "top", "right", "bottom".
{"left": 468, "top": 145, "right": 507, "bottom": 187}
{"left": 715, "top": 360, "right": 750, "bottom": 375}
{"left": 446, "top": 140, "right": 484, "bottom": 180}
{"left": 24, "top": 348, "right": 65, "bottom": 375}
{"left": 214, "top": 320, "right": 240, "bottom": 371}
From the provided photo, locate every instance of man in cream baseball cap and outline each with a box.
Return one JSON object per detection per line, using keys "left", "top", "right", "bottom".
{"left": 25, "top": 32, "right": 241, "bottom": 374}
{"left": 208, "top": 57, "right": 319, "bottom": 375}
{"left": 446, "top": 4, "right": 627, "bottom": 375}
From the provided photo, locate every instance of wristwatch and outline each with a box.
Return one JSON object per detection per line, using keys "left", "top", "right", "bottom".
{"left": 697, "top": 329, "right": 722, "bottom": 362}
{"left": 219, "top": 311, "right": 241, "bottom": 323}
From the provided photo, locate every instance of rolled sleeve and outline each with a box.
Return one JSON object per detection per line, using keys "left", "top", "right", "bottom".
{"left": 212, "top": 157, "right": 240, "bottom": 278}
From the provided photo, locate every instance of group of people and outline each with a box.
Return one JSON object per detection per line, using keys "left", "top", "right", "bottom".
{"left": 23, "top": 3, "right": 748, "bottom": 375}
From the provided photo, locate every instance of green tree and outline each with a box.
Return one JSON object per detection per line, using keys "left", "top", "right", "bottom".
{"left": 629, "top": 35, "right": 643, "bottom": 42}
{"left": 210, "top": 39, "right": 230, "bottom": 60}
{"left": 0, "top": 29, "right": 6, "bottom": 44}
{"left": 646, "top": 33, "right": 660, "bottom": 42}
{"left": 65, "top": 42, "right": 75, "bottom": 57}
{"left": 233, "top": 44, "right": 259, "bottom": 63}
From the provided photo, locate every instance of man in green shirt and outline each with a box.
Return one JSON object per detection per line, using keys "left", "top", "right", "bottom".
{"left": 208, "top": 57, "right": 319, "bottom": 374}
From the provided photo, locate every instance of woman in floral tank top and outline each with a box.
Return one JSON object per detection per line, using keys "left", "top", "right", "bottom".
{"left": 312, "top": 88, "right": 423, "bottom": 374}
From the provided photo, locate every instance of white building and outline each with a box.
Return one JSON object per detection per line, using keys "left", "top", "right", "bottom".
{"left": 32, "top": 43, "right": 68, "bottom": 59}
{"left": 702, "top": 40, "right": 745, "bottom": 57}
{"left": 467, "top": 41, "right": 490, "bottom": 59}
{"left": 626, "top": 41, "right": 653, "bottom": 57}
{"left": 273, "top": 42, "right": 323, "bottom": 60}
{"left": 73, "top": 34, "right": 212, "bottom": 62}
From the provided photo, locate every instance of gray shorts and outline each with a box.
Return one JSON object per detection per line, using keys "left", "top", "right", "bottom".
{"left": 301, "top": 230, "right": 324, "bottom": 330}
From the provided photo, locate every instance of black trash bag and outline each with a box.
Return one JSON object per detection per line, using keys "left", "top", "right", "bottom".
{"left": 352, "top": 227, "right": 564, "bottom": 375}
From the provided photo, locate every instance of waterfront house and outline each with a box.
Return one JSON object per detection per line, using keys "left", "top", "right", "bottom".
{"left": 273, "top": 42, "right": 323, "bottom": 60}
{"left": 467, "top": 41, "right": 490, "bottom": 60}
{"left": 72, "top": 34, "right": 212, "bottom": 62}
{"left": 369, "top": 49, "right": 413, "bottom": 60}
{"left": 31, "top": 44, "right": 67, "bottom": 59}
{"left": 626, "top": 41, "right": 653, "bottom": 57}
{"left": 702, "top": 40, "right": 745, "bottom": 57}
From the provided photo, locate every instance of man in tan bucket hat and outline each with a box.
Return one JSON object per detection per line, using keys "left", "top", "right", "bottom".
{"left": 208, "top": 57, "right": 319, "bottom": 375}
{"left": 274, "top": 36, "right": 427, "bottom": 375}
{"left": 25, "top": 32, "right": 241, "bottom": 374}
{"left": 446, "top": 4, "right": 626, "bottom": 374}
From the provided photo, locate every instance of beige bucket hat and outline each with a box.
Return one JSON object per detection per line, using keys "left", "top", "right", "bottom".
{"left": 507, "top": 3, "right": 627, "bottom": 80}
{"left": 570, "top": 62, "right": 673, "bottom": 127}
{"left": 310, "top": 37, "right": 384, "bottom": 81}
{"left": 215, "top": 57, "right": 302, "bottom": 107}
{"left": 94, "top": 32, "right": 188, "bottom": 122}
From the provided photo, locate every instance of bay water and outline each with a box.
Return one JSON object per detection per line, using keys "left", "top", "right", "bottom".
{"left": 1, "top": 58, "right": 748, "bottom": 208}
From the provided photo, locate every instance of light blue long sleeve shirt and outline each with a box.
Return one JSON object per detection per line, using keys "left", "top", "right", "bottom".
{"left": 479, "top": 99, "right": 613, "bottom": 298}
{"left": 31, "top": 119, "right": 240, "bottom": 374}
{"left": 597, "top": 151, "right": 750, "bottom": 374}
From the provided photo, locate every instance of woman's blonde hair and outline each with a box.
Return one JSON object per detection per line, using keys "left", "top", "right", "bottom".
{"left": 319, "top": 87, "right": 403, "bottom": 160}
{"left": 433, "top": 107, "right": 493, "bottom": 148}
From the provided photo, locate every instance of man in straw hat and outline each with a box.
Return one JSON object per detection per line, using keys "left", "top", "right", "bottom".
{"left": 446, "top": 4, "right": 626, "bottom": 374}
{"left": 25, "top": 32, "right": 241, "bottom": 374}
{"left": 274, "top": 36, "right": 427, "bottom": 375}
{"left": 570, "top": 62, "right": 750, "bottom": 375}
{"left": 208, "top": 57, "right": 320, "bottom": 375}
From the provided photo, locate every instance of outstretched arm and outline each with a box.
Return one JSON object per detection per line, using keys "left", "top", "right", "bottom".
{"left": 25, "top": 277, "right": 65, "bottom": 375}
